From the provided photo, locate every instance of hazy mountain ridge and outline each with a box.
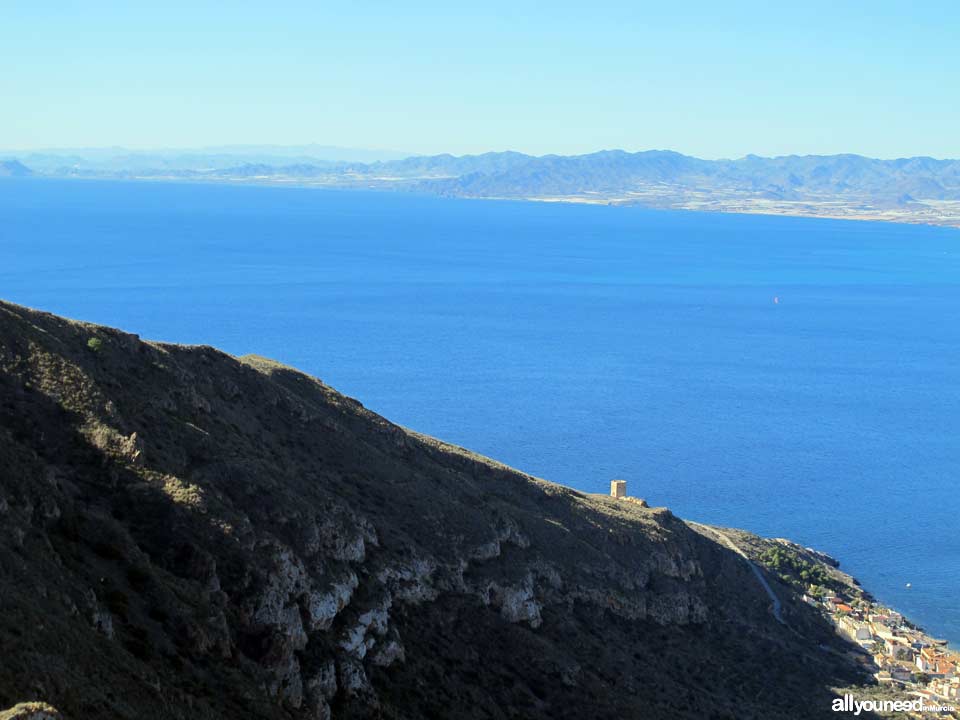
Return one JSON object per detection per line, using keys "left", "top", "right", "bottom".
{"left": 7, "top": 147, "right": 960, "bottom": 226}
{"left": 0, "top": 145, "right": 407, "bottom": 173}
{"left": 0, "top": 160, "right": 32, "bottom": 178}
{"left": 0, "top": 301, "right": 888, "bottom": 719}
{"left": 416, "top": 150, "right": 960, "bottom": 202}
{"left": 9, "top": 148, "right": 960, "bottom": 195}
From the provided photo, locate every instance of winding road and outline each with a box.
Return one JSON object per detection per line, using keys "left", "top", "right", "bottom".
{"left": 690, "top": 522, "right": 785, "bottom": 625}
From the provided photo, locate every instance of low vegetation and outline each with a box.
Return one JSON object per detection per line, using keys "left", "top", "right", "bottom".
{"left": 758, "top": 546, "right": 843, "bottom": 592}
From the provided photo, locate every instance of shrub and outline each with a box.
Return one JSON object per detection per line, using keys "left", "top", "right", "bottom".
{"left": 87, "top": 337, "right": 104, "bottom": 352}
{"left": 758, "top": 546, "right": 842, "bottom": 591}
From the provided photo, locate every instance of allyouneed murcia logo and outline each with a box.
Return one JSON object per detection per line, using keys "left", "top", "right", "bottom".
{"left": 832, "top": 693, "right": 956, "bottom": 715}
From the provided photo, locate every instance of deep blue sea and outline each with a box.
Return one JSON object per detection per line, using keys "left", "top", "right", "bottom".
{"left": 2, "top": 178, "right": 958, "bottom": 643}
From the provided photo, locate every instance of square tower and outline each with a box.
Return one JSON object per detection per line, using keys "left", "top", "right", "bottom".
{"left": 610, "top": 479, "right": 626, "bottom": 499}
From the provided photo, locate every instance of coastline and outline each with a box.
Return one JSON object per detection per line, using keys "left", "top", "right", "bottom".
{"left": 726, "top": 528, "right": 960, "bottom": 704}
{"left": 521, "top": 193, "right": 960, "bottom": 230}
{"left": 9, "top": 172, "right": 960, "bottom": 230}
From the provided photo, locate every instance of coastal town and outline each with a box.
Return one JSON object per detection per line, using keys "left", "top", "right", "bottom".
{"left": 810, "top": 577, "right": 958, "bottom": 715}
{"left": 610, "top": 480, "right": 958, "bottom": 717}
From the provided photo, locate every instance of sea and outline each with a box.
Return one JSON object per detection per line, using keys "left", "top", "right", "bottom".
{"left": 2, "top": 178, "right": 957, "bottom": 643}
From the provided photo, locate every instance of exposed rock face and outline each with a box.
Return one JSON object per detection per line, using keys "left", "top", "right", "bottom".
{"left": 0, "top": 703, "right": 62, "bottom": 720}
{"left": 0, "top": 302, "right": 873, "bottom": 719}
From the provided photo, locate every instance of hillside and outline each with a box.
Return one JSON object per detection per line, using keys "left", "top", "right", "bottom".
{"left": 0, "top": 301, "right": 886, "bottom": 719}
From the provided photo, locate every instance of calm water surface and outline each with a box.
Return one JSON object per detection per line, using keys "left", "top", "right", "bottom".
{"left": 2, "top": 178, "right": 958, "bottom": 642}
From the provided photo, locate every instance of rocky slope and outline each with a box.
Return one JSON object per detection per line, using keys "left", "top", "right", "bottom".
{"left": 0, "top": 301, "right": 880, "bottom": 719}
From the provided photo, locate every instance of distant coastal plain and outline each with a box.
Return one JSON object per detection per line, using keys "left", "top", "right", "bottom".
{"left": 524, "top": 189, "right": 960, "bottom": 228}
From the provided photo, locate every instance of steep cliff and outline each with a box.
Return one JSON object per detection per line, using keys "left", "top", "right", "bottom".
{"left": 0, "top": 301, "right": 875, "bottom": 719}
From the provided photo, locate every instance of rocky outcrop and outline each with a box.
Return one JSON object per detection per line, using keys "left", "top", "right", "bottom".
{"left": 0, "top": 703, "right": 62, "bottom": 720}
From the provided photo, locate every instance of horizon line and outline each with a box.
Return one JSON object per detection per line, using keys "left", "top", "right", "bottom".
{"left": 3, "top": 145, "right": 960, "bottom": 164}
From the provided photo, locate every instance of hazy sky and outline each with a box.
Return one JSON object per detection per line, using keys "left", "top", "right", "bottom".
{"left": 5, "top": 1, "right": 959, "bottom": 158}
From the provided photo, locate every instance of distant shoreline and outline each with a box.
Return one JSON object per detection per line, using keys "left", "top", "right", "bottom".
{"left": 7, "top": 146, "right": 960, "bottom": 230}
{"left": 10, "top": 172, "right": 960, "bottom": 231}
{"left": 520, "top": 194, "right": 960, "bottom": 229}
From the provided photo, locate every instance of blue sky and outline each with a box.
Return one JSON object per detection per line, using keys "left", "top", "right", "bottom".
{"left": 4, "top": 1, "right": 959, "bottom": 158}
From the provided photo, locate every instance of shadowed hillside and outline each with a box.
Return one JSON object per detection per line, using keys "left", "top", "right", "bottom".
{"left": 0, "top": 301, "right": 883, "bottom": 719}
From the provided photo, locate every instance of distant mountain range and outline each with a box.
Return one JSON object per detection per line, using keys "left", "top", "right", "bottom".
{"left": 4, "top": 148, "right": 960, "bottom": 227}
{"left": 416, "top": 150, "right": 960, "bottom": 201}
{"left": 0, "top": 144, "right": 409, "bottom": 173}
{"left": 0, "top": 159, "right": 32, "bottom": 177}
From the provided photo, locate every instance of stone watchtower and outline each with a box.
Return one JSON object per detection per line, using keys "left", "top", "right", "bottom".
{"left": 610, "top": 479, "right": 627, "bottom": 499}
